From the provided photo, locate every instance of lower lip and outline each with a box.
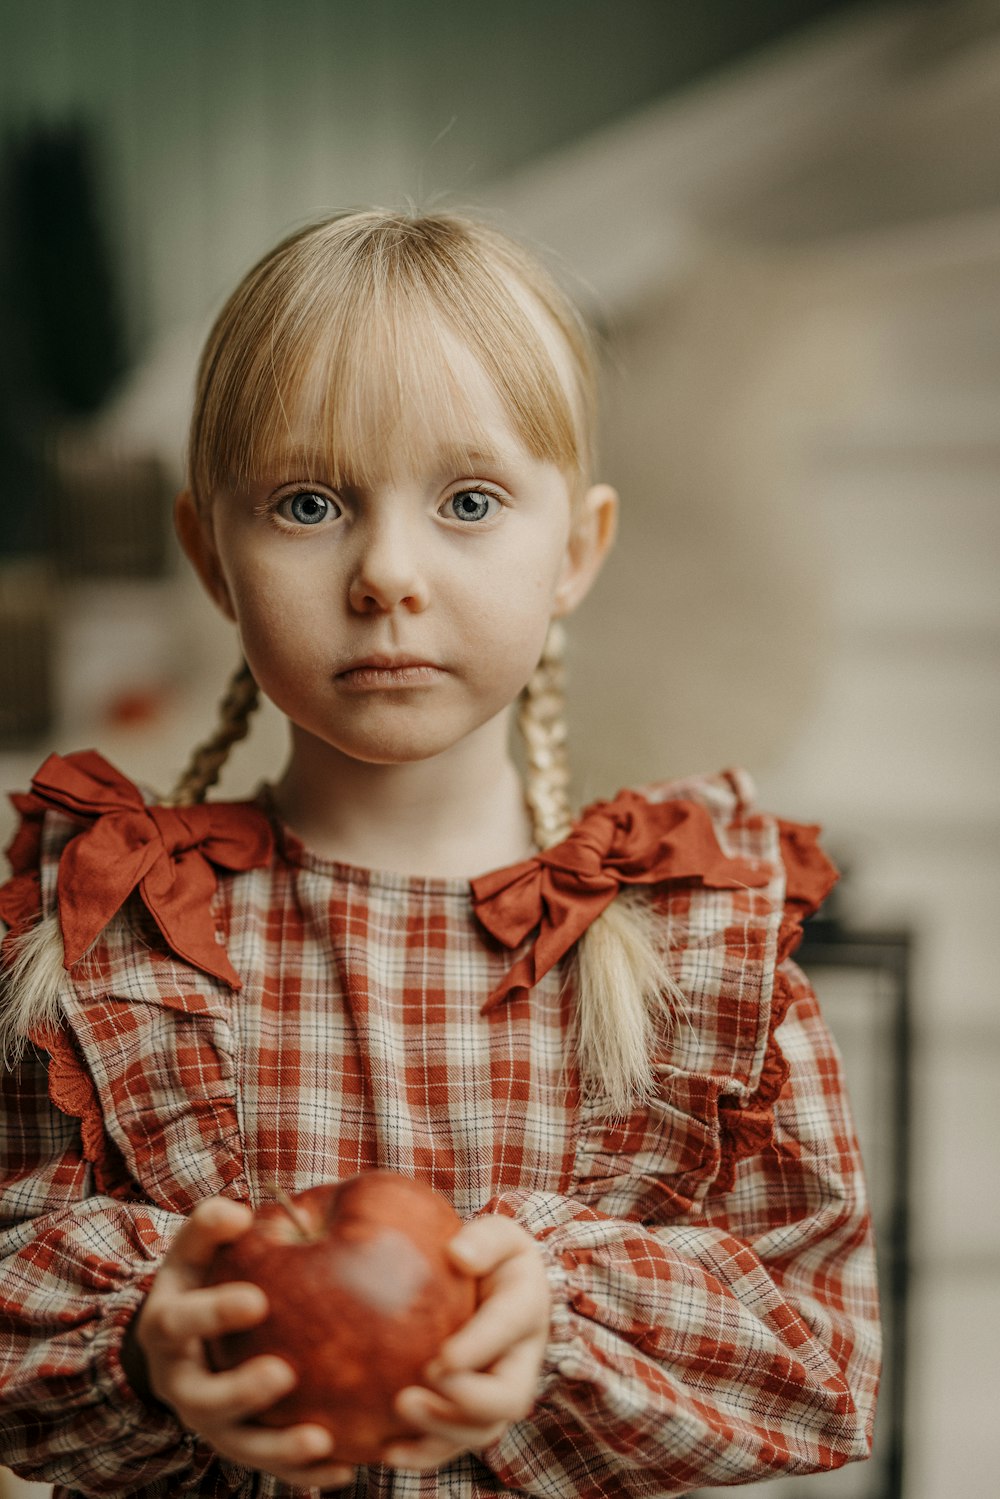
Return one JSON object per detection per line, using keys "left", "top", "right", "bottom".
{"left": 336, "top": 665, "right": 444, "bottom": 690}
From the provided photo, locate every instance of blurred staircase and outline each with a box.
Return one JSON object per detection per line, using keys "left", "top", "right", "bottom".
{"left": 492, "top": 7, "right": 1000, "bottom": 1496}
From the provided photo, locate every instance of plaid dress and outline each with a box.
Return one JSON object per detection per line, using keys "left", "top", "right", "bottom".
{"left": 0, "top": 752, "right": 880, "bottom": 1499}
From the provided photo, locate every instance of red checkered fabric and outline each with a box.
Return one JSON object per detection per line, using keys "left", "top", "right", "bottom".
{"left": 0, "top": 760, "right": 880, "bottom": 1498}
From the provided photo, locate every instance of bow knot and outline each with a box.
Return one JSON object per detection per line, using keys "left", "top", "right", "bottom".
{"left": 28, "top": 750, "right": 274, "bottom": 989}
{"left": 151, "top": 806, "right": 215, "bottom": 860}
{"left": 472, "top": 789, "right": 770, "bottom": 1012}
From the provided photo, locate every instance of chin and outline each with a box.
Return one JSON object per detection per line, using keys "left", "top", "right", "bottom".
{"left": 317, "top": 724, "right": 471, "bottom": 767}
{"left": 292, "top": 699, "right": 508, "bottom": 768}
{"left": 350, "top": 736, "right": 464, "bottom": 766}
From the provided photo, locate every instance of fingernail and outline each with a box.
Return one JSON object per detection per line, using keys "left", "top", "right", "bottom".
{"left": 265, "top": 1357, "right": 296, "bottom": 1389}
{"left": 449, "top": 1240, "right": 479, "bottom": 1270}
{"left": 303, "top": 1431, "right": 333, "bottom": 1461}
{"left": 238, "top": 1285, "right": 268, "bottom": 1317}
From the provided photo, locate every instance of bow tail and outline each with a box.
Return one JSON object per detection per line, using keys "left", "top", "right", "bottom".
{"left": 141, "top": 853, "right": 243, "bottom": 989}
{"left": 56, "top": 820, "right": 160, "bottom": 968}
{"left": 480, "top": 950, "right": 540, "bottom": 1014}
{"left": 479, "top": 884, "right": 620, "bottom": 1014}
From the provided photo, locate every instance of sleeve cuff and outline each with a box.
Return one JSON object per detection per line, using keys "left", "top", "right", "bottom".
{"left": 535, "top": 1233, "right": 575, "bottom": 1395}
{"left": 88, "top": 1272, "right": 215, "bottom": 1487}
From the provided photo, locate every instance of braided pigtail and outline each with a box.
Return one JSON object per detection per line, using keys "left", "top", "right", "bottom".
{"left": 166, "top": 661, "right": 260, "bottom": 806}
{"left": 518, "top": 622, "right": 574, "bottom": 848}
{"left": 521, "top": 624, "right": 682, "bottom": 1117}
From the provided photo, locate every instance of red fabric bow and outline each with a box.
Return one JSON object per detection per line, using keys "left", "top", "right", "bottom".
{"left": 471, "top": 790, "right": 770, "bottom": 1012}
{"left": 27, "top": 750, "right": 273, "bottom": 989}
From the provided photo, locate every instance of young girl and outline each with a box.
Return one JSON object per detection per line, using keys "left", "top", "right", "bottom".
{"left": 0, "top": 210, "right": 880, "bottom": 1498}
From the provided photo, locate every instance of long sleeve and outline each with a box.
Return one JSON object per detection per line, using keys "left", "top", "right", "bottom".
{"left": 478, "top": 963, "right": 880, "bottom": 1498}
{"left": 0, "top": 1042, "right": 223, "bottom": 1496}
{"left": 0, "top": 757, "right": 277, "bottom": 1497}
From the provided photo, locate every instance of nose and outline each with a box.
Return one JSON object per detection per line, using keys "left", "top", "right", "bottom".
{"left": 347, "top": 514, "right": 430, "bottom": 615}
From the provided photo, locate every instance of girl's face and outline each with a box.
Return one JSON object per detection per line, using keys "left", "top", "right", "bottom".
{"left": 178, "top": 338, "right": 615, "bottom": 771}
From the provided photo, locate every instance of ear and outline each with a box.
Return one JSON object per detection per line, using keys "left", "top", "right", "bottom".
{"left": 174, "top": 489, "right": 236, "bottom": 621}
{"left": 552, "top": 482, "right": 618, "bottom": 617}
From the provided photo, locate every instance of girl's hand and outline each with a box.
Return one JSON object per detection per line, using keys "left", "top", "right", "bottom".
{"left": 132, "top": 1197, "right": 356, "bottom": 1491}
{"left": 382, "top": 1216, "right": 551, "bottom": 1471}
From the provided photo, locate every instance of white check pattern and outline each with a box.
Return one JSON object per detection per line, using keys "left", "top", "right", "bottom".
{"left": 0, "top": 766, "right": 880, "bottom": 1497}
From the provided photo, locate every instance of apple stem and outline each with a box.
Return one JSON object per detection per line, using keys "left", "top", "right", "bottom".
{"left": 267, "top": 1181, "right": 315, "bottom": 1243}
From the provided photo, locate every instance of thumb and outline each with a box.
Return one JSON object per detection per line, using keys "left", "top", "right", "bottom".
{"left": 447, "top": 1214, "right": 530, "bottom": 1276}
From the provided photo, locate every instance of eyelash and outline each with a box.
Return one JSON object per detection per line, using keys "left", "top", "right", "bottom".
{"left": 442, "top": 485, "right": 505, "bottom": 523}
{"left": 257, "top": 482, "right": 507, "bottom": 532}
{"left": 254, "top": 488, "right": 339, "bottom": 534}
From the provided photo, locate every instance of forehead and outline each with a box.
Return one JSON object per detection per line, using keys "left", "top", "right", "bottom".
{"left": 266, "top": 329, "right": 548, "bottom": 488}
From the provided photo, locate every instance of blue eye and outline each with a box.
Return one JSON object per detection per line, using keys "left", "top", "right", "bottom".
{"left": 281, "top": 490, "right": 335, "bottom": 526}
{"left": 447, "top": 489, "right": 499, "bottom": 523}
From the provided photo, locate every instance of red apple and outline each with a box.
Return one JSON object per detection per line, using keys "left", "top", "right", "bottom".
{"left": 204, "top": 1171, "right": 477, "bottom": 1464}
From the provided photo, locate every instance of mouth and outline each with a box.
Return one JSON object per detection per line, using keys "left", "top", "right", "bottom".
{"left": 336, "top": 655, "right": 444, "bottom": 690}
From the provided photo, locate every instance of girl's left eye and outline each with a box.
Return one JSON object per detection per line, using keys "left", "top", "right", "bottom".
{"left": 443, "top": 488, "right": 502, "bottom": 524}
{"left": 278, "top": 490, "right": 338, "bottom": 526}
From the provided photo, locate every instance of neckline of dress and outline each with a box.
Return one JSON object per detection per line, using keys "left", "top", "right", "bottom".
{"left": 257, "top": 785, "right": 534, "bottom": 898}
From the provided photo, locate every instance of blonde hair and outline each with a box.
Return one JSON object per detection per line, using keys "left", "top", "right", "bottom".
{"left": 187, "top": 209, "right": 596, "bottom": 509}
{"left": 171, "top": 208, "right": 678, "bottom": 1114}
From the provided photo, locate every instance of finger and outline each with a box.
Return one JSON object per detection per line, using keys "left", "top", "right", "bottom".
{"left": 447, "top": 1215, "right": 532, "bottom": 1277}
{"left": 140, "top": 1282, "right": 268, "bottom": 1369}
{"left": 388, "top": 1414, "right": 507, "bottom": 1460}
{"left": 390, "top": 1385, "right": 509, "bottom": 1458}
{"left": 216, "top": 1420, "right": 331, "bottom": 1468}
{"left": 435, "top": 1226, "right": 548, "bottom": 1376}
{"left": 430, "top": 1280, "right": 548, "bottom": 1378}
{"left": 150, "top": 1282, "right": 269, "bottom": 1347}
{"left": 150, "top": 1200, "right": 255, "bottom": 1309}
{"left": 211, "top": 1420, "right": 354, "bottom": 1487}
{"left": 424, "top": 1337, "right": 542, "bottom": 1427}
{"left": 172, "top": 1354, "right": 297, "bottom": 1424}
{"left": 166, "top": 1198, "right": 255, "bottom": 1280}
{"left": 395, "top": 1385, "right": 468, "bottom": 1429}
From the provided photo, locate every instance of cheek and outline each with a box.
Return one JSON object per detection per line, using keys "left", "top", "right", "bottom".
{"left": 469, "top": 536, "right": 566, "bottom": 634}
{"left": 485, "top": 532, "right": 568, "bottom": 607}
{"left": 466, "top": 589, "right": 556, "bottom": 695}
{"left": 224, "top": 568, "right": 324, "bottom": 682}
{"left": 225, "top": 548, "right": 315, "bottom": 622}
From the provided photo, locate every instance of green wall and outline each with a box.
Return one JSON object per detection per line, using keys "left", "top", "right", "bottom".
{"left": 0, "top": 0, "right": 866, "bottom": 347}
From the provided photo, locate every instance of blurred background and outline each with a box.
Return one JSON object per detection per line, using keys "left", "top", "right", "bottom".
{"left": 1, "top": 2, "right": 997, "bottom": 1496}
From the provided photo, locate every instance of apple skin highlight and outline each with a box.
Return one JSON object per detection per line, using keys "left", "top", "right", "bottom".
{"left": 204, "top": 1171, "right": 477, "bottom": 1464}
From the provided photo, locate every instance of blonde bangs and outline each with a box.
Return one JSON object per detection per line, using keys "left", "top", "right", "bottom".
{"left": 188, "top": 212, "right": 596, "bottom": 505}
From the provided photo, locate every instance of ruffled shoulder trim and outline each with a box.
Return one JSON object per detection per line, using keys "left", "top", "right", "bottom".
{"left": 564, "top": 770, "right": 837, "bottom": 1197}
{"left": 1, "top": 749, "right": 274, "bottom": 991}
{"left": 775, "top": 817, "right": 839, "bottom": 959}
{"left": 472, "top": 782, "right": 770, "bottom": 1012}
{"left": 471, "top": 766, "right": 837, "bottom": 1195}
{"left": 639, "top": 764, "right": 761, "bottom": 825}
{"left": 0, "top": 791, "right": 47, "bottom": 950}
{"left": 1, "top": 751, "right": 266, "bottom": 1199}
{"left": 714, "top": 815, "right": 838, "bottom": 1192}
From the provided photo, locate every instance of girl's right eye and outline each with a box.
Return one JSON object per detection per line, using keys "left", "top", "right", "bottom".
{"left": 277, "top": 490, "right": 339, "bottom": 526}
